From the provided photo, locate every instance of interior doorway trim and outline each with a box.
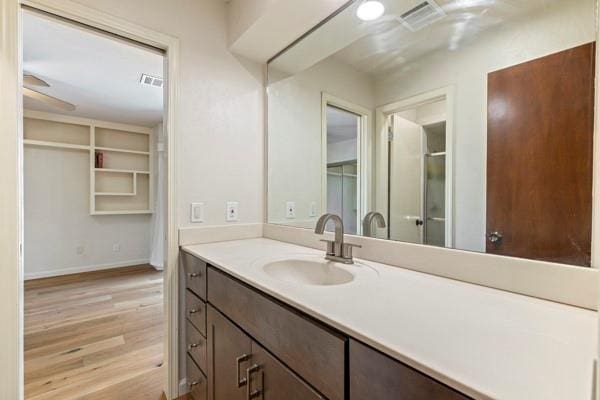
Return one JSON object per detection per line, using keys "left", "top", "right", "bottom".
{"left": 375, "top": 86, "right": 455, "bottom": 247}
{"left": 0, "top": 0, "right": 181, "bottom": 398}
{"left": 321, "top": 92, "right": 373, "bottom": 235}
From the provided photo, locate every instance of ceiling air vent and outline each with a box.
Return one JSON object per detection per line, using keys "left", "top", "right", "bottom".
{"left": 139, "top": 73, "right": 163, "bottom": 88}
{"left": 398, "top": 0, "right": 446, "bottom": 32}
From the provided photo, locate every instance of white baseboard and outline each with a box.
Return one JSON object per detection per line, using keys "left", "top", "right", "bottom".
{"left": 24, "top": 259, "right": 150, "bottom": 280}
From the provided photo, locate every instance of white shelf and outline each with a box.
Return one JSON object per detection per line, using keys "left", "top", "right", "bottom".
{"left": 426, "top": 151, "right": 446, "bottom": 157}
{"left": 94, "top": 192, "right": 135, "bottom": 196}
{"left": 24, "top": 139, "right": 90, "bottom": 151}
{"left": 94, "top": 168, "right": 150, "bottom": 174}
{"left": 23, "top": 112, "right": 154, "bottom": 216}
{"left": 95, "top": 146, "right": 150, "bottom": 155}
{"left": 92, "top": 209, "right": 153, "bottom": 215}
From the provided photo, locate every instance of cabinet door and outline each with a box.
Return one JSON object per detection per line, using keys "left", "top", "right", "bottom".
{"left": 207, "top": 305, "right": 252, "bottom": 400}
{"left": 248, "top": 341, "right": 325, "bottom": 400}
{"left": 350, "top": 340, "right": 470, "bottom": 400}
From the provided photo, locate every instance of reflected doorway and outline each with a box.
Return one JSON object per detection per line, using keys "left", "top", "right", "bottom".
{"left": 387, "top": 97, "right": 450, "bottom": 247}
{"left": 325, "top": 105, "right": 360, "bottom": 234}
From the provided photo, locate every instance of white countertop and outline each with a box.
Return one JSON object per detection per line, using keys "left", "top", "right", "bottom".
{"left": 183, "top": 238, "right": 597, "bottom": 400}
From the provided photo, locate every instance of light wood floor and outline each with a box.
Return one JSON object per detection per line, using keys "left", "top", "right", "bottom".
{"left": 24, "top": 265, "right": 165, "bottom": 400}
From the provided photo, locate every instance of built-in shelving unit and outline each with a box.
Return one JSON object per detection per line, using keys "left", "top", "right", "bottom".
{"left": 23, "top": 110, "right": 154, "bottom": 216}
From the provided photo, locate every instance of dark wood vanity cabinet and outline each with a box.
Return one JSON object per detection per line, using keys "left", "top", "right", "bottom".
{"left": 182, "top": 250, "right": 209, "bottom": 400}
{"left": 182, "top": 250, "right": 471, "bottom": 400}
{"left": 207, "top": 305, "right": 324, "bottom": 400}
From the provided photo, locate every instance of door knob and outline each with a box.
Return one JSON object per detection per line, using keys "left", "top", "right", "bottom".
{"left": 488, "top": 231, "right": 503, "bottom": 243}
{"left": 415, "top": 219, "right": 424, "bottom": 226}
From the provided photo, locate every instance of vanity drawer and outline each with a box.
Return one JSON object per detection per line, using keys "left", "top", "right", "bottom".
{"left": 187, "top": 354, "right": 207, "bottom": 400}
{"left": 186, "top": 290, "right": 206, "bottom": 336}
{"left": 349, "top": 339, "right": 471, "bottom": 400}
{"left": 182, "top": 250, "right": 207, "bottom": 300}
{"left": 186, "top": 320, "right": 207, "bottom": 373}
{"left": 208, "top": 267, "right": 346, "bottom": 400}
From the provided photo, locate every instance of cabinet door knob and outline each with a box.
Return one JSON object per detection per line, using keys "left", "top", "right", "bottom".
{"left": 189, "top": 308, "right": 199, "bottom": 315}
{"left": 236, "top": 354, "right": 250, "bottom": 387}
{"left": 188, "top": 343, "right": 199, "bottom": 350}
{"left": 189, "top": 272, "right": 200, "bottom": 278}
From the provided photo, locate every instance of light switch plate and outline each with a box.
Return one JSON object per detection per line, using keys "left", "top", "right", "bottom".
{"left": 191, "top": 202, "right": 204, "bottom": 223}
{"left": 309, "top": 201, "right": 317, "bottom": 217}
{"left": 226, "top": 201, "right": 239, "bottom": 222}
{"left": 286, "top": 201, "right": 296, "bottom": 219}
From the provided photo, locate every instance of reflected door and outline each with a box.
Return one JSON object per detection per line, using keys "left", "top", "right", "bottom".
{"left": 388, "top": 114, "right": 423, "bottom": 243}
{"left": 486, "top": 42, "right": 594, "bottom": 266}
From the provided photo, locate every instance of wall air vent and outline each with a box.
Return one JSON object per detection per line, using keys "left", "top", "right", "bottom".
{"left": 398, "top": 0, "right": 446, "bottom": 32}
{"left": 139, "top": 73, "right": 163, "bottom": 88}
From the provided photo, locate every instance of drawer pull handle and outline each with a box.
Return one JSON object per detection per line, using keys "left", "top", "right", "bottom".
{"left": 246, "top": 364, "right": 262, "bottom": 400}
{"left": 188, "top": 343, "right": 199, "bottom": 350}
{"left": 189, "top": 308, "right": 200, "bottom": 315}
{"left": 236, "top": 354, "right": 250, "bottom": 387}
{"left": 189, "top": 272, "right": 201, "bottom": 278}
{"left": 189, "top": 379, "right": 201, "bottom": 387}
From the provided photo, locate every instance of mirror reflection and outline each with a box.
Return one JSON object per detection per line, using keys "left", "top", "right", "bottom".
{"left": 267, "top": 0, "right": 596, "bottom": 267}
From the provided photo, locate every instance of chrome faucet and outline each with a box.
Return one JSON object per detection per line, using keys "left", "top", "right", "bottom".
{"left": 314, "top": 213, "right": 361, "bottom": 264}
{"left": 362, "top": 211, "right": 386, "bottom": 238}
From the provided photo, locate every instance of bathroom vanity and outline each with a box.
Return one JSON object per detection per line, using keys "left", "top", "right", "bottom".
{"left": 180, "top": 239, "right": 596, "bottom": 400}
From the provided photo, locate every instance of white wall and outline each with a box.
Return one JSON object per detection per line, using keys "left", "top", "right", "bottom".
{"left": 268, "top": 56, "right": 374, "bottom": 224}
{"left": 328, "top": 138, "right": 357, "bottom": 164}
{"left": 23, "top": 121, "right": 153, "bottom": 279}
{"left": 70, "top": 0, "right": 266, "bottom": 229}
{"left": 375, "top": 0, "right": 596, "bottom": 252}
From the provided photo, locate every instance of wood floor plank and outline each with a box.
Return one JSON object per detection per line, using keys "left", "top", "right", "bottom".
{"left": 24, "top": 265, "right": 165, "bottom": 400}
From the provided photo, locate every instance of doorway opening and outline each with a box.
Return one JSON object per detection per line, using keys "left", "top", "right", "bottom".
{"left": 378, "top": 88, "right": 454, "bottom": 247}
{"left": 322, "top": 93, "right": 372, "bottom": 235}
{"left": 22, "top": 8, "right": 167, "bottom": 399}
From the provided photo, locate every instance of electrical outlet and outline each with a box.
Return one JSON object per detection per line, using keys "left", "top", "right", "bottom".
{"left": 191, "top": 202, "right": 204, "bottom": 223}
{"left": 113, "top": 243, "right": 121, "bottom": 252}
{"left": 76, "top": 245, "right": 84, "bottom": 255}
{"left": 309, "top": 201, "right": 318, "bottom": 217}
{"left": 226, "top": 201, "right": 239, "bottom": 222}
{"left": 286, "top": 201, "right": 296, "bottom": 219}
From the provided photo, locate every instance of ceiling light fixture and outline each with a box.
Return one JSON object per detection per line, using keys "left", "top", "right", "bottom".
{"left": 356, "top": 1, "right": 385, "bottom": 21}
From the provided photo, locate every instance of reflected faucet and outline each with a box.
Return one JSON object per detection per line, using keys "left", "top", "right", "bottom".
{"left": 362, "top": 211, "right": 386, "bottom": 238}
{"left": 314, "top": 213, "right": 361, "bottom": 264}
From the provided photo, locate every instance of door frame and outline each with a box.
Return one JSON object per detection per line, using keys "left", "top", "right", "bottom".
{"left": 0, "top": 0, "right": 181, "bottom": 398}
{"left": 321, "top": 92, "right": 372, "bottom": 235}
{"left": 375, "top": 86, "right": 455, "bottom": 246}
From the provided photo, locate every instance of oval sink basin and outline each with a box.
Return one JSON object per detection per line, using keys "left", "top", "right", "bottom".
{"left": 262, "top": 258, "right": 354, "bottom": 286}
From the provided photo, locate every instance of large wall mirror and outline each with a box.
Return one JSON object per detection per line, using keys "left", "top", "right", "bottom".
{"left": 267, "top": 0, "right": 597, "bottom": 267}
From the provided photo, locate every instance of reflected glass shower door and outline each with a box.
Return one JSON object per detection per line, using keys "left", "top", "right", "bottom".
{"left": 327, "top": 163, "right": 357, "bottom": 235}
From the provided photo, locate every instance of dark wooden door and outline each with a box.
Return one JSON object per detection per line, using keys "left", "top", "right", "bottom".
{"left": 486, "top": 42, "right": 595, "bottom": 266}
{"left": 207, "top": 305, "right": 252, "bottom": 400}
{"left": 248, "top": 341, "right": 324, "bottom": 400}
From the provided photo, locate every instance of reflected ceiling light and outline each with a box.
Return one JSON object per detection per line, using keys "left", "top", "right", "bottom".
{"left": 357, "top": 1, "right": 385, "bottom": 21}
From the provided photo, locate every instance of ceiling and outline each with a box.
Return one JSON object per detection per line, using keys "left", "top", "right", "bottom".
{"left": 327, "top": 106, "right": 358, "bottom": 143}
{"left": 332, "top": 0, "right": 556, "bottom": 76}
{"left": 271, "top": 0, "right": 566, "bottom": 78}
{"left": 23, "top": 11, "right": 164, "bottom": 127}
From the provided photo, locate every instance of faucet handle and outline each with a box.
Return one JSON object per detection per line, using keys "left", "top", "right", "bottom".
{"left": 319, "top": 239, "right": 336, "bottom": 255}
{"left": 342, "top": 242, "right": 361, "bottom": 259}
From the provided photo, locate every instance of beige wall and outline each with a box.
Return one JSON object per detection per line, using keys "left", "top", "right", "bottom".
{"left": 70, "top": 0, "right": 265, "bottom": 230}
{"left": 268, "top": 56, "right": 374, "bottom": 225}
{"left": 23, "top": 121, "right": 153, "bottom": 279}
